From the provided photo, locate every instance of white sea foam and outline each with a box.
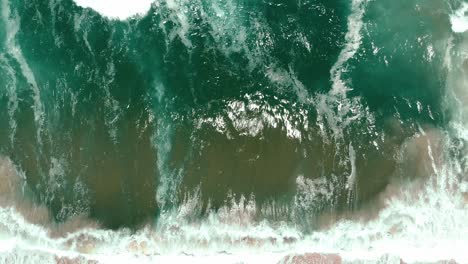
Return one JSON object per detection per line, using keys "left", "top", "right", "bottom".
{"left": 312, "top": 0, "right": 375, "bottom": 143}
{"left": 450, "top": 3, "right": 468, "bottom": 33}
{"left": 102, "top": 62, "right": 122, "bottom": 142}
{"left": 0, "top": 55, "right": 18, "bottom": 144}
{"left": 157, "top": 0, "right": 193, "bottom": 49}
{"left": 1, "top": 1, "right": 467, "bottom": 263}
{"left": 330, "top": 0, "right": 367, "bottom": 96}
{"left": 1, "top": 0, "right": 45, "bottom": 145}
{"left": 73, "top": 0, "right": 154, "bottom": 20}
{"left": 0, "top": 139, "right": 467, "bottom": 264}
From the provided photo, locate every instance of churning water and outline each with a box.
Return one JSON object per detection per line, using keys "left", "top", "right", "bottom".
{"left": 0, "top": 0, "right": 467, "bottom": 263}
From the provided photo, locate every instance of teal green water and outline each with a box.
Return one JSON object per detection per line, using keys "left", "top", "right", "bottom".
{"left": 0, "top": 0, "right": 461, "bottom": 229}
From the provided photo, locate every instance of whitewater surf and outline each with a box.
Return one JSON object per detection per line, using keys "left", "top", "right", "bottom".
{"left": 0, "top": 0, "right": 467, "bottom": 263}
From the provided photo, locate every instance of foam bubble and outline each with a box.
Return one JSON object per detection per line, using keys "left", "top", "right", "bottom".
{"left": 73, "top": 0, "right": 154, "bottom": 20}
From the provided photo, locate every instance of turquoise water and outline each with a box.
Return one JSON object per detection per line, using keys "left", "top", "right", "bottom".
{"left": 0, "top": 0, "right": 467, "bottom": 262}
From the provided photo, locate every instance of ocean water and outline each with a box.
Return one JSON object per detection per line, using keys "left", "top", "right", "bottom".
{"left": 0, "top": 0, "right": 467, "bottom": 263}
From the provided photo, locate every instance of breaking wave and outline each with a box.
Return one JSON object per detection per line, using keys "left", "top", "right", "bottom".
{"left": 0, "top": 0, "right": 467, "bottom": 263}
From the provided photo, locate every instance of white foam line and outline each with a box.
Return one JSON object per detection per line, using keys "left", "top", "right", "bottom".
{"left": 0, "top": 55, "right": 18, "bottom": 144}
{"left": 1, "top": 0, "right": 44, "bottom": 145}
{"left": 101, "top": 62, "right": 122, "bottom": 142}
{"left": 330, "top": 0, "right": 367, "bottom": 96}
{"left": 164, "top": 0, "right": 193, "bottom": 48}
